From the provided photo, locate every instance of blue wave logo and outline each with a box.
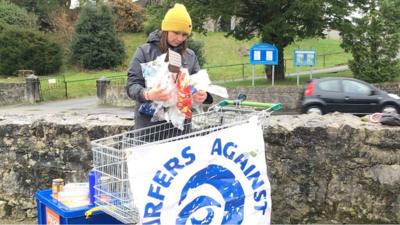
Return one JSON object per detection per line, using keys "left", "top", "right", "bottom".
{"left": 176, "top": 164, "right": 245, "bottom": 224}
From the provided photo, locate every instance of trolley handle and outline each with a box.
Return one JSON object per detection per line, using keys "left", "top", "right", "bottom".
{"left": 218, "top": 100, "right": 282, "bottom": 111}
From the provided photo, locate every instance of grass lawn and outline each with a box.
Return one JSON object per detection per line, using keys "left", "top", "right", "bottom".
{"left": 221, "top": 70, "right": 353, "bottom": 88}
{"left": 1, "top": 32, "right": 355, "bottom": 101}
{"left": 0, "top": 32, "right": 349, "bottom": 79}
{"left": 191, "top": 32, "right": 351, "bottom": 81}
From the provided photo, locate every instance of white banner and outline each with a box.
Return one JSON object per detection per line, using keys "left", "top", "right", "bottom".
{"left": 127, "top": 117, "right": 271, "bottom": 225}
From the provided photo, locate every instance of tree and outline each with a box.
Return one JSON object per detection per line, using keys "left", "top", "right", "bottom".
{"left": 70, "top": 3, "right": 125, "bottom": 69}
{"left": 10, "top": 0, "right": 73, "bottom": 31}
{"left": 143, "top": 2, "right": 169, "bottom": 35}
{"left": 0, "top": 26, "right": 63, "bottom": 75}
{"left": 0, "top": 0, "right": 37, "bottom": 28}
{"left": 11, "top": 0, "right": 72, "bottom": 11}
{"left": 108, "top": 0, "right": 145, "bottom": 33}
{"left": 188, "top": 38, "right": 206, "bottom": 67}
{"left": 163, "top": 0, "right": 360, "bottom": 80}
{"left": 339, "top": 0, "right": 400, "bottom": 83}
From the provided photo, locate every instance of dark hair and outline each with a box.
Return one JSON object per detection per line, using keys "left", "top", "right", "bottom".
{"left": 160, "top": 31, "right": 188, "bottom": 55}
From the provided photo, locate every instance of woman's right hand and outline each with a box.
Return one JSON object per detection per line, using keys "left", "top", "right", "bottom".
{"left": 145, "top": 86, "right": 172, "bottom": 102}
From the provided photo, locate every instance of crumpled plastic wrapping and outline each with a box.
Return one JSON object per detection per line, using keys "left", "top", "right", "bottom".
{"left": 140, "top": 53, "right": 186, "bottom": 130}
{"left": 140, "top": 53, "right": 229, "bottom": 130}
{"left": 189, "top": 69, "right": 229, "bottom": 113}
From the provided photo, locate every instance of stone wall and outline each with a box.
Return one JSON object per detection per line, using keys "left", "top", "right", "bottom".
{"left": 0, "top": 83, "right": 26, "bottom": 106}
{"left": 0, "top": 113, "right": 132, "bottom": 220}
{"left": 375, "top": 83, "right": 400, "bottom": 96}
{"left": 104, "top": 80, "right": 134, "bottom": 107}
{"left": 0, "top": 112, "right": 399, "bottom": 223}
{"left": 265, "top": 113, "right": 400, "bottom": 223}
{"left": 224, "top": 86, "right": 303, "bottom": 111}
{"left": 101, "top": 82, "right": 303, "bottom": 111}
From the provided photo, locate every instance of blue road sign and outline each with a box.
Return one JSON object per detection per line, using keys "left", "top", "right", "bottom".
{"left": 294, "top": 50, "right": 316, "bottom": 66}
{"left": 249, "top": 43, "right": 278, "bottom": 65}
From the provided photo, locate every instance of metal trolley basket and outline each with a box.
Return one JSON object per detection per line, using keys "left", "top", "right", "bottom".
{"left": 91, "top": 100, "right": 281, "bottom": 224}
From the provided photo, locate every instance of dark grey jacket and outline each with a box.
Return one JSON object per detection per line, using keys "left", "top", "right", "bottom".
{"left": 127, "top": 30, "right": 212, "bottom": 129}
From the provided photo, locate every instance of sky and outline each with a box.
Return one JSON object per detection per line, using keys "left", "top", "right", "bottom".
{"left": 70, "top": 0, "right": 79, "bottom": 9}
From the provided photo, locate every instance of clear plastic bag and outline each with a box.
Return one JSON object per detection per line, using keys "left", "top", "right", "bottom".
{"left": 189, "top": 69, "right": 229, "bottom": 113}
{"left": 140, "top": 54, "right": 177, "bottom": 109}
{"left": 140, "top": 54, "right": 188, "bottom": 130}
{"left": 140, "top": 55, "right": 229, "bottom": 129}
{"left": 189, "top": 69, "right": 228, "bottom": 98}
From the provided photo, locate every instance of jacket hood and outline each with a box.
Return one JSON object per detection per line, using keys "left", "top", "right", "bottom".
{"left": 147, "top": 30, "right": 161, "bottom": 44}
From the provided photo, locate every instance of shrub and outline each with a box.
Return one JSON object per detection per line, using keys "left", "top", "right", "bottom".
{"left": 70, "top": 4, "right": 125, "bottom": 69}
{"left": 0, "top": 18, "right": 9, "bottom": 32}
{"left": 340, "top": 0, "right": 400, "bottom": 83}
{"left": 108, "top": 0, "right": 145, "bottom": 33}
{"left": 0, "top": 26, "right": 63, "bottom": 75}
{"left": 0, "top": 0, "right": 37, "bottom": 28}
{"left": 188, "top": 38, "right": 206, "bottom": 67}
{"left": 143, "top": 4, "right": 165, "bottom": 36}
{"left": 143, "top": 14, "right": 160, "bottom": 36}
{"left": 10, "top": 0, "right": 74, "bottom": 32}
{"left": 47, "top": 8, "right": 76, "bottom": 53}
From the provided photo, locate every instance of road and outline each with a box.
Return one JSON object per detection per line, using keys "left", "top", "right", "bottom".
{"left": 0, "top": 65, "right": 348, "bottom": 116}
{"left": 0, "top": 96, "right": 134, "bottom": 119}
{"left": 286, "top": 65, "right": 349, "bottom": 76}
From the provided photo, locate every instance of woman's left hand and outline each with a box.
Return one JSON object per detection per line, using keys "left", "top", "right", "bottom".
{"left": 192, "top": 90, "right": 207, "bottom": 104}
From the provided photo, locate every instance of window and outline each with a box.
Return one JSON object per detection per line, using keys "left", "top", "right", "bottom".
{"left": 318, "top": 80, "right": 341, "bottom": 92}
{"left": 342, "top": 80, "right": 371, "bottom": 95}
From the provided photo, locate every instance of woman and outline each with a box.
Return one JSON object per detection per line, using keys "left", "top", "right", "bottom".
{"left": 127, "top": 3, "right": 212, "bottom": 137}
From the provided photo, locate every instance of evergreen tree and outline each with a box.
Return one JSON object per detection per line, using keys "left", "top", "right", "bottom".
{"left": 188, "top": 38, "right": 205, "bottom": 67}
{"left": 168, "top": 0, "right": 361, "bottom": 80}
{"left": 10, "top": 0, "right": 72, "bottom": 31}
{"left": 0, "top": 26, "right": 62, "bottom": 75}
{"left": 340, "top": 0, "right": 400, "bottom": 83}
{"left": 70, "top": 3, "right": 125, "bottom": 69}
{"left": 0, "top": 0, "right": 37, "bottom": 28}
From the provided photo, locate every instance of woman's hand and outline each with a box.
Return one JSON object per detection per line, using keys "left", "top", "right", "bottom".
{"left": 145, "top": 86, "right": 172, "bottom": 102}
{"left": 192, "top": 90, "right": 207, "bottom": 104}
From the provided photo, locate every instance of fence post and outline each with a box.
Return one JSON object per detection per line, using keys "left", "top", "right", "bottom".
{"left": 96, "top": 77, "right": 110, "bottom": 104}
{"left": 64, "top": 80, "right": 68, "bottom": 99}
{"left": 25, "top": 74, "right": 40, "bottom": 103}
{"left": 242, "top": 64, "right": 245, "bottom": 80}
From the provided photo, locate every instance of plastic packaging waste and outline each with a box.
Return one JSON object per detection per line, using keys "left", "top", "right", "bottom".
{"left": 56, "top": 182, "right": 90, "bottom": 208}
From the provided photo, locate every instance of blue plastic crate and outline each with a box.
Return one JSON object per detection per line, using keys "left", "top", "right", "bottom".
{"left": 36, "top": 189, "right": 123, "bottom": 224}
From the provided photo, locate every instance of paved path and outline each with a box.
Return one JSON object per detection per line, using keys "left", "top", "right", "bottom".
{"left": 0, "top": 65, "right": 349, "bottom": 116}
{"left": 0, "top": 96, "right": 134, "bottom": 119}
{"left": 286, "top": 65, "right": 349, "bottom": 76}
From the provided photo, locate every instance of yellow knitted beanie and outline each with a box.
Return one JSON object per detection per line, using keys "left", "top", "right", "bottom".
{"left": 161, "top": 4, "right": 192, "bottom": 34}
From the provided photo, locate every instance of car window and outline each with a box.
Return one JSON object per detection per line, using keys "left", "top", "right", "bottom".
{"left": 342, "top": 80, "right": 371, "bottom": 95}
{"left": 317, "top": 80, "right": 341, "bottom": 92}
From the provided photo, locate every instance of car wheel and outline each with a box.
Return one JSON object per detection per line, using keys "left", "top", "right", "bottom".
{"left": 382, "top": 105, "right": 398, "bottom": 114}
{"left": 306, "top": 106, "right": 323, "bottom": 115}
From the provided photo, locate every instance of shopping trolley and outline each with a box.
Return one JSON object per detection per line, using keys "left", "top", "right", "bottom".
{"left": 90, "top": 99, "right": 281, "bottom": 224}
